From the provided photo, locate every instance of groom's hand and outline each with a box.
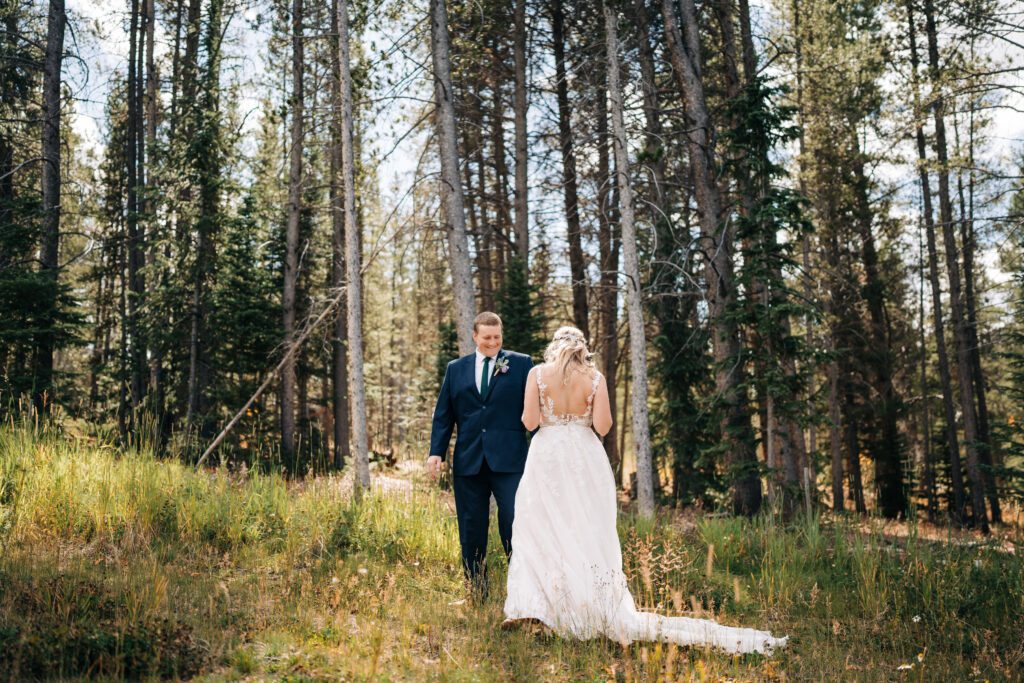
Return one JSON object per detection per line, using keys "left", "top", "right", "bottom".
{"left": 426, "top": 455, "right": 443, "bottom": 481}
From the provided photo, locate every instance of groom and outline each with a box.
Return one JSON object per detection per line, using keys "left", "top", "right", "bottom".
{"left": 427, "top": 311, "right": 532, "bottom": 594}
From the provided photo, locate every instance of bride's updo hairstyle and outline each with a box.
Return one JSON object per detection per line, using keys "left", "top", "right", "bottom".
{"left": 543, "top": 326, "right": 594, "bottom": 384}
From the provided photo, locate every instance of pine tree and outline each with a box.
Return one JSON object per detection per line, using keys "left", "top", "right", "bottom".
{"left": 497, "top": 257, "right": 545, "bottom": 361}
{"left": 995, "top": 162, "right": 1024, "bottom": 504}
{"left": 724, "top": 76, "right": 817, "bottom": 516}
{"left": 435, "top": 320, "right": 459, "bottom": 392}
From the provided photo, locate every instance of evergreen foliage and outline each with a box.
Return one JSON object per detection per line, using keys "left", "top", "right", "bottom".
{"left": 208, "top": 195, "right": 280, "bottom": 409}
{"left": 496, "top": 257, "right": 545, "bottom": 361}
{"left": 994, "top": 165, "right": 1024, "bottom": 504}
{"left": 724, "top": 76, "right": 819, "bottom": 508}
{"left": 435, "top": 320, "right": 459, "bottom": 393}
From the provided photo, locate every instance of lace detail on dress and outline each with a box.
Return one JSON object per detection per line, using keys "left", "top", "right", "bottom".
{"left": 537, "top": 368, "right": 602, "bottom": 428}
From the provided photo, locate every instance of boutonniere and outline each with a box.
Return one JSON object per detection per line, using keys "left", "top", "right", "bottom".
{"left": 493, "top": 357, "right": 510, "bottom": 376}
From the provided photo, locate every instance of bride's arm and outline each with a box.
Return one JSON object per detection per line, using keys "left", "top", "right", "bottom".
{"left": 521, "top": 366, "right": 541, "bottom": 431}
{"left": 592, "top": 373, "right": 613, "bottom": 437}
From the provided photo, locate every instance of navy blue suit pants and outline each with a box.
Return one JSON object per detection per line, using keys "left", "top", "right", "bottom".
{"left": 452, "top": 458, "right": 522, "bottom": 586}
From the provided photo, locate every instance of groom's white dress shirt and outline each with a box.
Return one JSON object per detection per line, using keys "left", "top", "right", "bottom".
{"left": 475, "top": 349, "right": 498, "bottom": 393}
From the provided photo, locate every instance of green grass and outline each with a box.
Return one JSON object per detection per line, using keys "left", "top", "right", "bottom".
{"left": 2, "top": 416, "right": 1023, "bottom": 681}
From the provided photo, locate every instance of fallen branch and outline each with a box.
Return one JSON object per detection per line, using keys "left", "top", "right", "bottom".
{"left": 195, "top": 287, "right": 346, "bottom": 469}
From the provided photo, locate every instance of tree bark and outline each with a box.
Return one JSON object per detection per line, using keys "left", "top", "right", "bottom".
{"left": 551, "top": 0, "right": 588, "bottom": 340}
{"left": 917, "top": 218, "right": 938, "bottom": 521}
{"left": 604, "top": 2, "right": 654, "bottom": 516}
{"left": 182, "top": 0, "right": 204, "bottom": 434}
{"left": 336, "top": 0, "right": 370, "bottom": 491}
{"left": 594, "top": 43, "right": 620, "bottom": 485}
{"left": 35, "top": 0, "right": 66, "bottom": 412}
{"left": 0, "top": 11, "right": 15, "bottom": 235}
{"left": 126, "top": 0, "right": 145, "bottom": 413}
{"left": 923, "top": 0, "right": 988, "bottom": 532}
{"left": 488, "top": 60, "right": 513, "bottom": 286}
{"left": 430, "top": 0, "right": 477, "bottom": 354}
{"left": 851, "top": 153, "right": 906, "bottom": 518}
{"left": 144, "top": 0, "right": 164, "bottom": 431}
{"left": 905, "top": 0, "right": 964, "bottom": 523}
{"left": 513, "top": 0, "right": 529, "bottom": 262}
{"left": 329, "top": 0, "right": 350, "bottom": 470}
{"left": 955, "top": 111, "right": 1000, "bottom": 522}
{"left": 662, "top": 0, "right": 760, "bottom": 515}
{"left": 828, "top": 354, "right": 843, "bottom": 510}
{"left": 633, "top": 0, "right": 668, "bottom": 223}
{"left": 281, "top": 0, "right": 304, "bottom": 462}
{"left": 843, "top": 377, "right": 866, "bottom": 513}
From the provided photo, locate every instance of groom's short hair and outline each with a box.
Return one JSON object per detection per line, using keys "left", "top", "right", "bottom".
{"left": 473, "top": 311, "right": 502, "bottom": 332}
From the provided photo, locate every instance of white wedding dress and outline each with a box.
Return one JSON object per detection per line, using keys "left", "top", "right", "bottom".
{"left": 503, "top": 368, "right": 787, "bottom": 655}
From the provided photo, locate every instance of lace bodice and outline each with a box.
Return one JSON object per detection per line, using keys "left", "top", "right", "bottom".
{"left": 537, "top": 367, "right": 602, "bottom": 427}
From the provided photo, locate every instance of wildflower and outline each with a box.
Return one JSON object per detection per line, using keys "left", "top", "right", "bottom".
{"left": 912, "top": 615, "right": 921, "bottom": 623}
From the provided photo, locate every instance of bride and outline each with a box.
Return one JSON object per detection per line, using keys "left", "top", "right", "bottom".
{"left": 503, "top": 326, "right": 787, "bottom": 655}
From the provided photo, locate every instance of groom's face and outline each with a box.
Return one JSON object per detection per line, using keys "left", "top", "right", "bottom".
{"left": 473, "top": 324, "right": 502, "bottom": 358}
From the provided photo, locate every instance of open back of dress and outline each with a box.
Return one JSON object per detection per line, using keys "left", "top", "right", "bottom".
{"left": 536, "top": 365, "right": 601, "bottom": 428}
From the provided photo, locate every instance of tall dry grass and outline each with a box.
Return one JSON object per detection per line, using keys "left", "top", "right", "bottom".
{"left": 1, "top": 414, "right": 1022, "bottom": 680}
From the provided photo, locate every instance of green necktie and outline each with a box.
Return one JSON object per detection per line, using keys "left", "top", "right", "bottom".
{"left": 481, "top": 357, "right": 490, "bottom": 398}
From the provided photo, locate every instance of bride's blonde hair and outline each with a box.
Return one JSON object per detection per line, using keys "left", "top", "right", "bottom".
{"left": 543, "top": 326, "right": 593, "bottom": 383}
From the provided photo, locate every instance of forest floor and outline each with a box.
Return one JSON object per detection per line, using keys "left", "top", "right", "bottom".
{"left": 2, "top": 417, "right": 1024, "bottom": 681}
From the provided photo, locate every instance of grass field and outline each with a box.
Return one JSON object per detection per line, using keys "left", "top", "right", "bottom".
{"left": 2, "top": 416, "right": 1023, "bottom": 681}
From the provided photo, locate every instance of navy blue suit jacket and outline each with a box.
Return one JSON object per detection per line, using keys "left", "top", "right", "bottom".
{"left": 429, "top": 349, "right": 533, "bottom": 476}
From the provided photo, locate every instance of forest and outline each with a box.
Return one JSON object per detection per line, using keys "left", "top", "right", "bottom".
{"left": 2, "top": 0, "right": 1024, "bottom": 678}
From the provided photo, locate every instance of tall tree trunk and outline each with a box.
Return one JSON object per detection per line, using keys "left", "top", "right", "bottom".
{"left": 716, "top": 0, "right": 805, "bottom": 514}
{"left": 0, "top": 11, "right": 15, "bottom": 234}
{"left": 144, "top": 0, "right": 164, "bottom": 431}
{"left": 955, "top": 112, "right": 1000, "bottom": 522}
{"left": 35, "top": 0, "right": 66, "bottom": 413}
{"left": 182, "top": 0, "right": 203, "bottom": 434}
{"left": 917, "top": 218, "right": 938, "bottom": 521}
{"left": 488, "top": 61, "right": 513, "bottom": 286}
{"left": 604, "top": 2, "right": 654, "bottom": 516}
{"left": 337, "top": 0, "right": 370, "bottom": 491}
{"left": 851, "top": 153, "right": 906, "bottom": 518}
{"left": 662, "top": 0, "right": 760, "bottom": 515}
{"left": 88, "top": 254, "right": 107, "bottom": 412}
{"left": 281, "top": 0, "right": 304, "bottom": 462}
{"left": 463, "top": 118, "right": 491, "bottom": 309}
{"left": 118, "top": 236, "right": 129, "bottom": 435}
{"left": 182, "top": 0, "right": 201, "bottom": 106}
{"left": 430, "top": 0, "right": 476, "bottom": 354}
{"left": 551, "top": 0, "right": 588, "bottom": 339}
{"left": 633, "top": 0, "right": 668, "bottom": 221}
{"left": 923, "top": 0, "right": 988, "bottom": 532}
{"left": 843, "top": 377, "right": 866, "bottom": 513}
{"left": 188, "top": 0, "right": 225, "bottom": 444}
{"left": 594, "top": 45, "right": 620, "bottom": 485}
{"left": 329, "top": 0, "right": 350, "bottom": 469}
{"left": 905, "top": 0, "right": 964, "bottom": 523}
{"left": 828, "top": 354, "right": 843, "bottom": 510}
{"left": 126, "top": 0, "right": 145, "bottom": 414}
{"left": 793, "top": 0, "right": 818, "bottom": 496}
{"left": 512, "top": 0, "right": 529, "bottom": 262}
